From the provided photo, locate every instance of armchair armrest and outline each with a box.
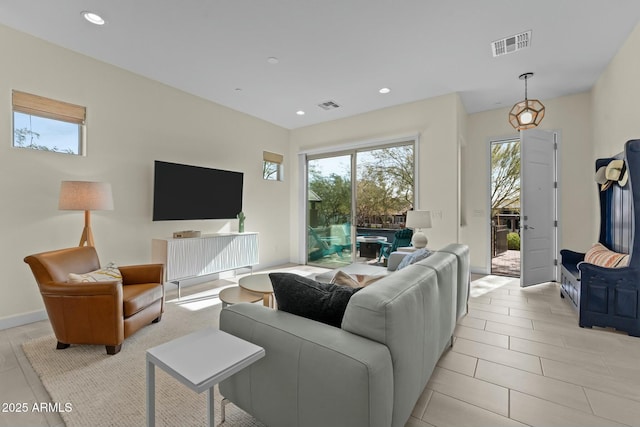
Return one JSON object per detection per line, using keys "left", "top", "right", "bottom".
{"left": 39, "top": 280, "right": 121, "bottom": 296}
{"left": 119, "top": 264, "right": 164, "bottom": 285}
{"left": 38, "top": 280, "right": 124, "bottom": 346}
{"left": 220, "top": 303, "right": 393, "bottom": 427}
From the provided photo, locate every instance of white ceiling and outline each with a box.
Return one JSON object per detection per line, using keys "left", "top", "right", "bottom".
{"left": 1, "top": 1, "right": 640, "bottom": 129}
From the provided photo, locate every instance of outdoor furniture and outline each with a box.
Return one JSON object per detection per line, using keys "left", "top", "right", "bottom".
{"left": 378, "top": 228, "right": 413, "bottom": 262}
{"left": 357, "top": 236, "right": 387, "bottom": 259}
{"left": 308, "top": 226, "right": 342, "bottom": 261}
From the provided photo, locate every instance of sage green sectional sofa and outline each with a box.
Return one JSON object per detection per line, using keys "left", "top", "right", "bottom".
{"left": 219, "top": 243, "right": 469, "bottom": 427}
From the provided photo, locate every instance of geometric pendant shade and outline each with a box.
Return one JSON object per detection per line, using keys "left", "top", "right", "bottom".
{"left": 508, "top": 72, "right": 545, "bottom": 130}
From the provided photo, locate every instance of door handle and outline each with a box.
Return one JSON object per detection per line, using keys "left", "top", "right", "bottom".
{"left": 524, "top": 225, "right": 535, "bottom": 230}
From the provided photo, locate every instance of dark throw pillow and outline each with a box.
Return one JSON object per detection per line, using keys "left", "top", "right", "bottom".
{"left": 269, "top": 272, "right": 361, "bottom": 328}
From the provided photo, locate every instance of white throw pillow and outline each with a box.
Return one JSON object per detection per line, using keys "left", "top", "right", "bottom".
{"left": 68, "top": 262, "right": 122, "bottom": 283}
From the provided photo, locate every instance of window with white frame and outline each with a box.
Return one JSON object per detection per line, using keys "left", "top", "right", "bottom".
{"left": 12, "top": 90, "right": 86, "bottom": 155}
{"left": 263, "top": 151, "right": 283, "bottom": 181}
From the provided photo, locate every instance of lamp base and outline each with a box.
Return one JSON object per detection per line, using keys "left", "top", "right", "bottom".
{"left": 79, "top": 225, "right": 95, "bottom": 247}
{"left": 79, "top": 210, "right": 95, "bottom": 247}
{"left": 411, "top": 232, "right": 428, "bottom": 249}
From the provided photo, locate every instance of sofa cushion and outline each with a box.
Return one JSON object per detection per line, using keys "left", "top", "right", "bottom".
{"left": 330, "top": 270, "right": 385, "bottom": 288}
{"left": 270, "top": 273, "right": 361, "bottom": 327}
{"left": 583, "top": 243, "right": 629, "bottom": 268}
{"left": 122, "top": 283, "right": 163, "bottom": 318}
{"left": 68, "top": 262, "right": 122, "bottom": 283}
{"left": 396, "top": 248, "right": 433, "bottom": 270}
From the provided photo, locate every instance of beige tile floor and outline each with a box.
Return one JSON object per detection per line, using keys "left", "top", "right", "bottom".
{"left": 2, "top": 273, "right": 640, "bottom": 426}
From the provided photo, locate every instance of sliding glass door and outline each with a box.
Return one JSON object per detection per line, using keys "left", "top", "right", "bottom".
{"left": 307, "top": 154, "right": 353, "bottom": 268}
{"left": 306, "top": 141, "right": 415, "bottom": 267}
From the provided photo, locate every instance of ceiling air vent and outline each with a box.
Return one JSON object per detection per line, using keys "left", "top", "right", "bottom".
{"left": 491, "top": 30, "right": 531, "bottom": 57}
{"left": 317, "top": 100, "right": 340, "bottom": 110}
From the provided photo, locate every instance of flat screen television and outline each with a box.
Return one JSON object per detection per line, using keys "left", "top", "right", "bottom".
{"left": 153, "top": 160, "right": 243, "bottom": 221}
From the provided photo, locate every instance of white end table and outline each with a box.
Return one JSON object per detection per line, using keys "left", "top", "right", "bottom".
{"left": 146, "top": 328, "right": 265, "bottom": 427}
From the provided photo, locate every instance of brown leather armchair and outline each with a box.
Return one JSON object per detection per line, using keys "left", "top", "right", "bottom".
{"left": 24, "top": 246, "right": 164, "bottom": 355}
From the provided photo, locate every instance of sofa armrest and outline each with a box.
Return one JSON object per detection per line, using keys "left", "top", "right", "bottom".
{"left": 119, "top": 264, "right": 164, "bottom": 285}
{"left": 219, "top": 303, "right": 393, "bottom": 427}
{"left": 387, "top": 251, "right": 410, "bottom": 271}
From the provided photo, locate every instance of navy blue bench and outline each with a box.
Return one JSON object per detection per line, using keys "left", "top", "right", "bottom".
{"left": 560, "top": 139, "right": 640, "bottom": 337}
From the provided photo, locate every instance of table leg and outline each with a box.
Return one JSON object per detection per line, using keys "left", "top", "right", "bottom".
{"left": 262, "top": 293, "right": 270, "bottom": 307}
{"left": 207, "top": 387, "right": 215, "bottom": 427}
{"left": 146, "top": 359, "right": 155, "bottom": 427}
{"left": 219, "top": 397, "right": 229, "bottom": 426}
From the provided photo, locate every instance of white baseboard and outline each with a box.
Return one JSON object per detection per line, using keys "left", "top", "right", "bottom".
{"left": 256, "top": 259, "right": 293, "bottom": 271}
{"left": 471, "top": 266, "right": 490, "bottom": 275}
{"left": 0, "top": 309, "right": 48, "bottom": 331}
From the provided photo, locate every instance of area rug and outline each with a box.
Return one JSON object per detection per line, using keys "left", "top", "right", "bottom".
{"left": 22, "top": 285, "right": 266, "bottom": 427}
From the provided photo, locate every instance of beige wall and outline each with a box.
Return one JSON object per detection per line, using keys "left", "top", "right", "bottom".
{"left": 288, "top": 94, "right": 463, "bottom": 262}
{"left": 0, "top": 25, "right": 290, "bottom": 325}
{"left": 6, "top": 16, "right": 640, "bottom": 325}
{"left": 592, "top": 23, "right": 640, "bottom": 157}
{"left": 464, "top": 93, "right": 594, "bottom": 272}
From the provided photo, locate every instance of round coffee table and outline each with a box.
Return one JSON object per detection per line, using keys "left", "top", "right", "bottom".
{"left": 219, "top": 286, "right": 263, "bottom": 308}
{"left": 238, "top": 274, "right": 274, "bottom": 308}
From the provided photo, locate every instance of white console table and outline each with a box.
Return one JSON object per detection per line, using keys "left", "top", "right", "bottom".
{"left": 152, "top": 232, "right": 259, "bottom": 298}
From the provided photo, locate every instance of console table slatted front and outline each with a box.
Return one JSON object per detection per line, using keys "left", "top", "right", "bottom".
{"left": 152, "top": 233, "right": 259, "bottom": 298}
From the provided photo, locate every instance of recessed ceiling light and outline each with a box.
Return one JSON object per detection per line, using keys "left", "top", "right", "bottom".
{"left": 379, "top": 87, "right": 391, "bottom": 94}
{"left": 81, "top": 11, "right": 105, "bottom": 25}
{"left": 296, "top": 110, "right": 305, "bottom": 116}
{"left": 267, "top": 57, "right": 279, "bottom": 65}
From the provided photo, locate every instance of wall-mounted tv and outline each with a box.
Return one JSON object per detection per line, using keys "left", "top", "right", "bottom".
{"left": 153, "top": 160, "right": 243, "bottom": 221}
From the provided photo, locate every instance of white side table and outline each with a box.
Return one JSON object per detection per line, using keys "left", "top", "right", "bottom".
{"left": 146, "top": 328, "right": 265, "bottom": 427}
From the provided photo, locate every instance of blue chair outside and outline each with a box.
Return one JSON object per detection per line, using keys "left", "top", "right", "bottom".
{"left": 378, "top": 228, "right": 413, "bottom": 262}
{"left": 308, "top": 227, "right": 341, "bottom": 261}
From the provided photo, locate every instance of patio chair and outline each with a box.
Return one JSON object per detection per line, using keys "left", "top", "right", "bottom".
{"left": 378, "top": 228, "right": 413, "bottom": 262}
{"left": 308, "top": 227, "right": 341, "bottom": 261}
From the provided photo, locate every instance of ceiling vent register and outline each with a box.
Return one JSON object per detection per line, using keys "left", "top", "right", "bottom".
{"left": 492, "top": 30, "right": 531, "bottom": 57}
{"left": 317, "top": 100, "right": 340, "bottom": 110}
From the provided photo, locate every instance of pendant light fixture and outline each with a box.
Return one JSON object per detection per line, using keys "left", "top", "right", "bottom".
{"left": 509, "top": 72, "right": 545, "bottom": 130}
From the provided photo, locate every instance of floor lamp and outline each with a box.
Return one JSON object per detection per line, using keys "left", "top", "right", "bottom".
{"left": 406, "top": 210, "right": 432, "bottom": 249}
{"left": 58, "top": 181, "right": 114, "bottom": 247}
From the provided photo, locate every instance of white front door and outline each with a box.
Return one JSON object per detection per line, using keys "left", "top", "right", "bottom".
{"left": 520, "top": 129, "right": 558, "bottom": 287}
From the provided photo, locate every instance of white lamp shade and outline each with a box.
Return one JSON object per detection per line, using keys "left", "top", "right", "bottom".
{"left": 406, "top": 210, "right": 431, "bottom": 249}
{"left": 59, "top": 181, "right": 114, "bottom": 211}
{"left": 405, "top": 210, "right": 432, "bottom": 230}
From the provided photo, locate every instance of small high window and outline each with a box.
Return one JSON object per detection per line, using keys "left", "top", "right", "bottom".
{"left": 12, "top": 90, "right": 86, "bottom": 155}
{"left": 263, "top": 151, "right": 284, "bottom": 181}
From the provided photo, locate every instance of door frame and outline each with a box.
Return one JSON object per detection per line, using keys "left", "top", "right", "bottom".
{"left": 485, "top": 131, "right": 561, "bottom": 279}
